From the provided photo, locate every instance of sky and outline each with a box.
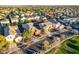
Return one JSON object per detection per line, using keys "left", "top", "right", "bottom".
{"left": 0, "top": 0, "right": 79, "bottom": 5}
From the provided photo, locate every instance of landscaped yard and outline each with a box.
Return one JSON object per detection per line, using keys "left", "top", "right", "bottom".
{"left": 48, "top": 36, "right": 79, "bottom": 54}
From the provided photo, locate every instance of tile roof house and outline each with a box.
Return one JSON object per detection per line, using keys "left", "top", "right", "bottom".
{"left": 9, "top": 26, "right": 18, "bottom": 35}
{"left": 14, "top": 35, "right": 22, "bottom": 42}
{"left": 0, "top": 19, "right": 10, "bottom": 25}
{"left": 6, "top": 35, "right": 15, "bottom": 42}
{"left": 11, "top": 15, "right": 19, "bottom": 23}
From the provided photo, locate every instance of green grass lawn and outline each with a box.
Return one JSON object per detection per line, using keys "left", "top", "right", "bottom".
{"left": 47, "top": 37, "right": 79, "bottom": 54}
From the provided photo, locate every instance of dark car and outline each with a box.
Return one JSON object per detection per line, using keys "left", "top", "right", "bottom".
{"left": 33, "top": 22, "right": 43, "bottom": 29}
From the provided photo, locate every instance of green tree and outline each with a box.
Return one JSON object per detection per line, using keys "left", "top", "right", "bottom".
{"left": 22, "top": 30, "right": 32, "bottom": 42}
{"left": 23, "top": 19, "right": 29, "bottom": 24}
{"left": 0, "top": 35, "right": 9, "bottom": 49}
{"left": 18, "top": 18, "right": 23, "bottom": 33}
{"left": 43, "top": 40, "right": 50, "bottom": 50}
